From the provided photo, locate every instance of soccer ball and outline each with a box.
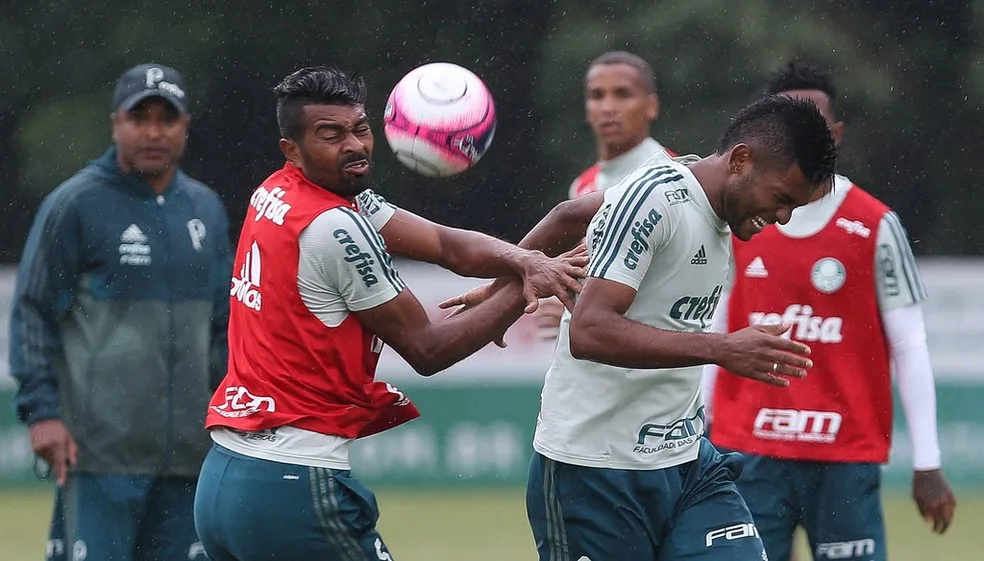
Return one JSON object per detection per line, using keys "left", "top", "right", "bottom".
{"left": 383, "top": 62, "right": 496, "bottom": 177}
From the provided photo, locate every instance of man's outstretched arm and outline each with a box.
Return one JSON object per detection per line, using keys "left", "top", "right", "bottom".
{"left": 516, "top": 191, "right": 605, "bottom": 254}
{"left": 436, "top": 192, "right": 605, "bottom": 314}
{"left": 379, "top": 207, "right": 585, "bottom": 311}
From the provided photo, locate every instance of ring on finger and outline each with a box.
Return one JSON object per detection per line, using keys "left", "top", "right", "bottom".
{"left": 772, "top": 362, "right": 779, "bottom": 373}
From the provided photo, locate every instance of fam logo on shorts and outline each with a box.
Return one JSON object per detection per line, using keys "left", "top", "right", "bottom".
{"left": 705, "top": 523, "right": 759, "bottom": 547}
{"left": 811, "top": 257, "right": 846, "bottom": 293}
{"left": 816, "top": 538, "right": 876, "bottom": 559}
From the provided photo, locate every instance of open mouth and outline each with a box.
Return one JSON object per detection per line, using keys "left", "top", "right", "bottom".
{"left": 749, "top": 216, "right": 768, "bottom": 233}
{"left": 342, "top": 159, "right": 370, "bottom": 175}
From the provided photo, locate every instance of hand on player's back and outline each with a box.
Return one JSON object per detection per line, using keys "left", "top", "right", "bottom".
{"left": 517, "top": 245, "right": 588, "bottom": 313}
{"left": 439, "top": 245, "right": 588, "bottom": 314}
{"left": 438, "top": 245, "right": 587, "bottom": 348}
{"left": 717, "top": 322, "right": 813, "bottom": 387}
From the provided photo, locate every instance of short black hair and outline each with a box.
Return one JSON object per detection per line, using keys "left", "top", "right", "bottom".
{"left": 716, "top": 95, "right": 837, "bottom": 186}
{"left": 274, "top": 66, "right": 367, "bottom": 140}
{"left": 587, "top": 51, "right": 656, "bottom": 94}
{"left": 763, "top": 59, "right": 837, "bottom": 112}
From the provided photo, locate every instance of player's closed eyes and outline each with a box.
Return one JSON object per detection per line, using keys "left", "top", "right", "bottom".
{"left": 322, "top": 129, "right": 371, "bottom": 143}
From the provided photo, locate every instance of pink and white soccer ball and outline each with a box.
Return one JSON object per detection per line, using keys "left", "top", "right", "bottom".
{"left": 383, "top": 62, "right": 496, "bottom": 177}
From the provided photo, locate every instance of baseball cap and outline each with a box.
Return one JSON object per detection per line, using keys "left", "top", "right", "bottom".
{"left": 112, "top": 63, "right": 189, "bottom": 114}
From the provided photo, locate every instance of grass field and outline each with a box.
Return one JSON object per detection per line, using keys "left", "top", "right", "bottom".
{"left": 1, "top": 487, "right": 979, "bottom": 560}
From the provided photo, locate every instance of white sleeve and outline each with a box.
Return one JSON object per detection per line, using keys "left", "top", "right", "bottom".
{"left": 300, "top": 207, "right": 405, "bottom": 312}
{"left": 883, "top": 304, "right": 942, "bottom": 471}
{"left": 585, "top": 173, "right": 677, "bottom": 290}
{"left": 875, "top": 212, "right": 928, "bottom": 312}
{"left": 355, "top": 189, "right": 398, "bottom": 231}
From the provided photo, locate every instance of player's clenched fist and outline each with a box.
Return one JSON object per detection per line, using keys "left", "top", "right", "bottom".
{"left": 716, "top": 322, "right": 813, "bottom": 387}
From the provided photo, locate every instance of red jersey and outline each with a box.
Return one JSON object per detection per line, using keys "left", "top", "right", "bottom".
{"left": 711, "top": 185, "right": 894, "bottom": 463}
{"left": 205, "top": 164, "right": 419, "bottom": 439}
{"left": 570, "top": 163, "right": 602, "bottom": 198}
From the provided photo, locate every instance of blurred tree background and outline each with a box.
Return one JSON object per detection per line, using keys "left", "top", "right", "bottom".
{"left": 1, "top": 0, "right": 982, "bottom": 261}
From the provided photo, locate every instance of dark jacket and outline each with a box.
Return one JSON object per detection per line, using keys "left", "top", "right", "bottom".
{"left": 9, "top": 147, "right": 232, "bottom": 477}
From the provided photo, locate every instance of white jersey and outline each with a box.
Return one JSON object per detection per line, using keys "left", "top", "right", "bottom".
{"left": 534, "top": 157, "right": 731, "bottom": 470}
{"left": 568, "top": 138, "right": 670, "bottom": 198}
{"left": 213, "top": 189, "right": 399, "bottom": 469}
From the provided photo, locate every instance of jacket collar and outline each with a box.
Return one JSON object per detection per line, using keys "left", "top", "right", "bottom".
{"left": 89, "top": 146, "right": 184, "bottom": 199}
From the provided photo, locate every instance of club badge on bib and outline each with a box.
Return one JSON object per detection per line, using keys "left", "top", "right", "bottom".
{"left": 811, "top": 257, "right": 846, "bottom": 293}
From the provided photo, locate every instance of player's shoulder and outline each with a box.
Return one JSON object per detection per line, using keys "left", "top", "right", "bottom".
{"left": 840, "top": 176, "right": 892, "bottom": 216}
{"left": 301, "top": 206, "right": 389, "bottom": 266}
{"left": 569, "top": 163, "right": 602, "bottom": 199}
{"left": 32, "top": 165, "right": 117, "bottom": 227}
{"left": 306, "top": 205, "right": 377, "bottom": 244}
{"left": 42, "top": 169, "right": 103, "bottom": 208}
{"left": 608, "top": 158, "right": 694, "bottom": 203}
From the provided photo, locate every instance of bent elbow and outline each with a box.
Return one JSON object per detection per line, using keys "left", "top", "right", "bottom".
{"left": 402, "top": 341, "right": 448, "bottom": 378}
{"left": 568, "top": 319, "right": 599, "bottom": 361}
{"left": 409, "top": 360, "right": 441, "bottom": 378}
{"left": 553, "top": 200, "right": 588, "bottom": 233}
{"left": 569, "top": 340, "right": 591, "bottom": 361}
{"left": 401, "top": 350, "right": 441, "bottom": 377}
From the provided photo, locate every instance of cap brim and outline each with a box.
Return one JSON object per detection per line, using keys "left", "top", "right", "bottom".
{"left": 117, "top": 90, "right": 187, "bottom": 114}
